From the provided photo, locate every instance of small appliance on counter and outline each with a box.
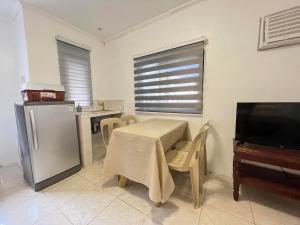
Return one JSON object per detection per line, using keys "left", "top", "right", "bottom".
{"left": 14, "top": 101, "right": 81, "bottom": 191}
{"left": 21, "top": 83, "right": 65, "bottom": 102}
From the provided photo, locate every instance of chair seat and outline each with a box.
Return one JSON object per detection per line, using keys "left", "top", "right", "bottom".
{"left": 172, "top": 140, "right": 193, "bottom": 152}
{"left": 166, "top": 149, "right": 191, "bottom": 172}
{"left": 166, "top": 140, "right": 193, "bottom": 172}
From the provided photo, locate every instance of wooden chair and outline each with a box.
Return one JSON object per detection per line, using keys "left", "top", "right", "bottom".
{"left": 100, "top": 118, "right": 124, "bottom": 149}
{"left": 120, "top": 114, "right": 137, "bottom": 126}
{"left": 166, "top": 122, "right": 210, "bottom": 209}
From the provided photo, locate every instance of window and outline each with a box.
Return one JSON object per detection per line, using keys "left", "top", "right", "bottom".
{"left": 57, "top": 40, "right": 93, "bottom": 107}
{"left": 134, "top": 41, "right": 204, "bottom": 114}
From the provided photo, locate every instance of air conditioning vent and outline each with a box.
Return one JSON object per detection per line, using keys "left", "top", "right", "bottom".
{"left": 258, "top": 5, "right": 300, "bottom": 50}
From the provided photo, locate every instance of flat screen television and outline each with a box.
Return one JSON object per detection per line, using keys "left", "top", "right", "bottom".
{"left": 235, "top": 102, "right": 300, "bottom": 150}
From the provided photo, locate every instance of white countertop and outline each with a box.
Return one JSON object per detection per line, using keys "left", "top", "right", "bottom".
{"left": 76, "top": 110, "right": 122, "bottom": 118}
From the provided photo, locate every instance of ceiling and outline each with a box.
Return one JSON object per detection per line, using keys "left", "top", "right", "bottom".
{"left": 0, "top": 0, "right": 20, "bottom": 21}
{"left": 21, "top": 0, "right": 195, "bottom": 41}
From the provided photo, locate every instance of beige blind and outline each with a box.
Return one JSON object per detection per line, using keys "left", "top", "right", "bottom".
{"left": 57, "top": 40, "right": 93, "bottom": 107}
{"left": 134, "top": 42, "right": 204, "bottom": 114}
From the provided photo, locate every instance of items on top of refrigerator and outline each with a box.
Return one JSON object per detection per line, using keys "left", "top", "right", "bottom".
{"left": 21, "top": 83, "right": 65, "bottom": 102}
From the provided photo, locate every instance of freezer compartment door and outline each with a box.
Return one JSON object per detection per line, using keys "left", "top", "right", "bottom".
{"left": 24, "top": 103, "right": 80, "bottom": 183}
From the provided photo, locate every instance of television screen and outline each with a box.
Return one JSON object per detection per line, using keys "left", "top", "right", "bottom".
{"left": 235, "top": 102, "right": 300, "bottom": 150}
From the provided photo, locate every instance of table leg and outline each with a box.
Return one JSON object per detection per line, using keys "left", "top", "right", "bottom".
{"left": 233, "top": 157, "right": 240, "bottom": 201}
{"left": 118, "top": 175, "right": 127, "bottom": 188}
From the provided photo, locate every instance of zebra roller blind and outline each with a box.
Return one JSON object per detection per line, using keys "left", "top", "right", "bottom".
{"left": 134, "top": 41, "right": 204, "bottom": 114}
{"left": 57, "top": 40, "right": 93, "bottom": 107}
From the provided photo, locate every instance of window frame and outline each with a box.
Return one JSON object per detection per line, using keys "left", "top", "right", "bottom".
{"left": 133, "top": 39, "right": 206, "bottom": 115}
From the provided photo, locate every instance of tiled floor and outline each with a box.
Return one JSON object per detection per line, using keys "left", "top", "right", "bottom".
{"left": 0, "top": 158, "right": 299, "bottom": 225}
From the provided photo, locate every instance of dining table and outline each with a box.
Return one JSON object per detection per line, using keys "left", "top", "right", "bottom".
{"left": 103, "top": 118, "right": 190, "bottom": 204}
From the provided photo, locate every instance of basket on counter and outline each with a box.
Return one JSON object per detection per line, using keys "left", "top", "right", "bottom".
{"left": 22, "top": 90, "right": 65, "bottom": 102}
{"left": 21, "top": 83, "right": 65, "bottom": 102}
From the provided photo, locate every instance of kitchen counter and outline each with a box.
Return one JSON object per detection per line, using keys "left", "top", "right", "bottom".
{"left": 76, "top": 110, "right": 123, "bottom": 167}
{"left": 76, "top": 110, "right": 122, "bottom": 118}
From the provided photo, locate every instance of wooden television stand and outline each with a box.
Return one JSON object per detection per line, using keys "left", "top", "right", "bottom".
{"left": 233, "top": 140, "right": 300, "bottom": 201}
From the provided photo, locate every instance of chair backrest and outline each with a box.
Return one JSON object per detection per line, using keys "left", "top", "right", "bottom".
{"left": 120, "top": 114, "right": 137, "bottom": 126}
{"left": 195, "top": 122, "right": 210, "bottom": 152}
{"left": 100, "top": 118, "right": 124, "bottom": 148}
{"left": 189, "top": 122, "right": 210, "bottom": 164}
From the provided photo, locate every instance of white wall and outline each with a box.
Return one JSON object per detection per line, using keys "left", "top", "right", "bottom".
{"left": 21, "top": 4, "right": 109, "bottom": 99}
{"left": 0, "top": 18, "right": 21, "bottom": 166}
{"left": 12, "top": 2, "right": 30, "bottom": 84}
{"left": 103, "top": 0, "right": 300, "bottom": 176}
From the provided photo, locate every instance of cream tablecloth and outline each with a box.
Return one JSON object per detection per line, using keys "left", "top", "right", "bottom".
{"left": 103, "top": 118, "right": 189, "bottom": 203}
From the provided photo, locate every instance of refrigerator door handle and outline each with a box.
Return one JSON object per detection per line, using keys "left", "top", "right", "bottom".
{"left": 29, "top": 109, "right": 39, "bottom": 151}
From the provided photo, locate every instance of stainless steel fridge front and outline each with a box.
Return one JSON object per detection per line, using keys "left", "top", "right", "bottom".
{"left": 16, "top": 102, "right": 80, "bottom": 189}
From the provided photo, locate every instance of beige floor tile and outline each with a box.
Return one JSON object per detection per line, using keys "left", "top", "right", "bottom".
{"left": 0, "top": 195, "right": 55, "bottom": 225}
{"left": 34, "top": 209, "right": 72, "bottom": 225}
{"left": 91, "top": 156, "right": 105, "bottom": 169}
{"left": 59, "top": 185, "right": 115, "bottom": 225}
{"left": 89, "top": 199, "right": 147, "bottom": 225}
{"left": 199, "top": 205, "right": 254, "bottom": 225}
{"left": 42, "top": 174, "right": 92, "bottom": 207}
{"left": 118, "top": 182, "right": 155, "bottom": 215}
{"left": 204, "top": 181, "right": 253, "bottom": 223}
{"left": 1, "top": 164, "right": 299, "bottom": 225}
{"left": 143, "top": 218, "right": 163, "bottom": 225}
{"left": 246, "top": 187, "right": 300, "bottom": 225}
{"left": 0, "top": 173, "right": 26, "bottom": 194}
{"left": 208, "top": 173, "right": 233, "bottom": 188}
{"left": 78, "top": 162, "right": 105, "bottom": 185}
{"left": 96, "top": 175, "right": 125, "bottom": 197}
{"left": 0, "top": 164, "right": 22, "bottom": 179}
{"left": 0, "top": 183, "right": 39, "bottom": 214}
{"left": 148, "top": 193, "right": 201, "bottom": 225}
{"left": 92, "top": 133, "right": 106, "bottom": 161}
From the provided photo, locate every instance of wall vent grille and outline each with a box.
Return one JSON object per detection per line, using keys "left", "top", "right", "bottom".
{"left": 258, "top": 5, "right": 300, "bottom": 50}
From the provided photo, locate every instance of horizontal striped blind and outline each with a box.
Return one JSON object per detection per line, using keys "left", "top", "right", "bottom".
{"left": 134, "top": 42, "right": 204, "bottom": 114}
{"left": 57, "top": 40, "right": 93, "bottom": 107}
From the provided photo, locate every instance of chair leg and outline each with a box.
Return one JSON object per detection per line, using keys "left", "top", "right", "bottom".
{"left": 190, "top": 165, "right": 200, "bottom": 209}
{"left": 155, "top": 202, "right": 161, "bottom": 207}
{"left": 204, "top": 146, "right": 208, "bottom": 176}
{"left": 118, "top": 175, "right": 127, "bottom": 188}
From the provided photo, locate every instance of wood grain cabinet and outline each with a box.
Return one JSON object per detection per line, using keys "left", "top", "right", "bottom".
{"left": 233, "top": 140, "right": 300, "bottom": 201}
